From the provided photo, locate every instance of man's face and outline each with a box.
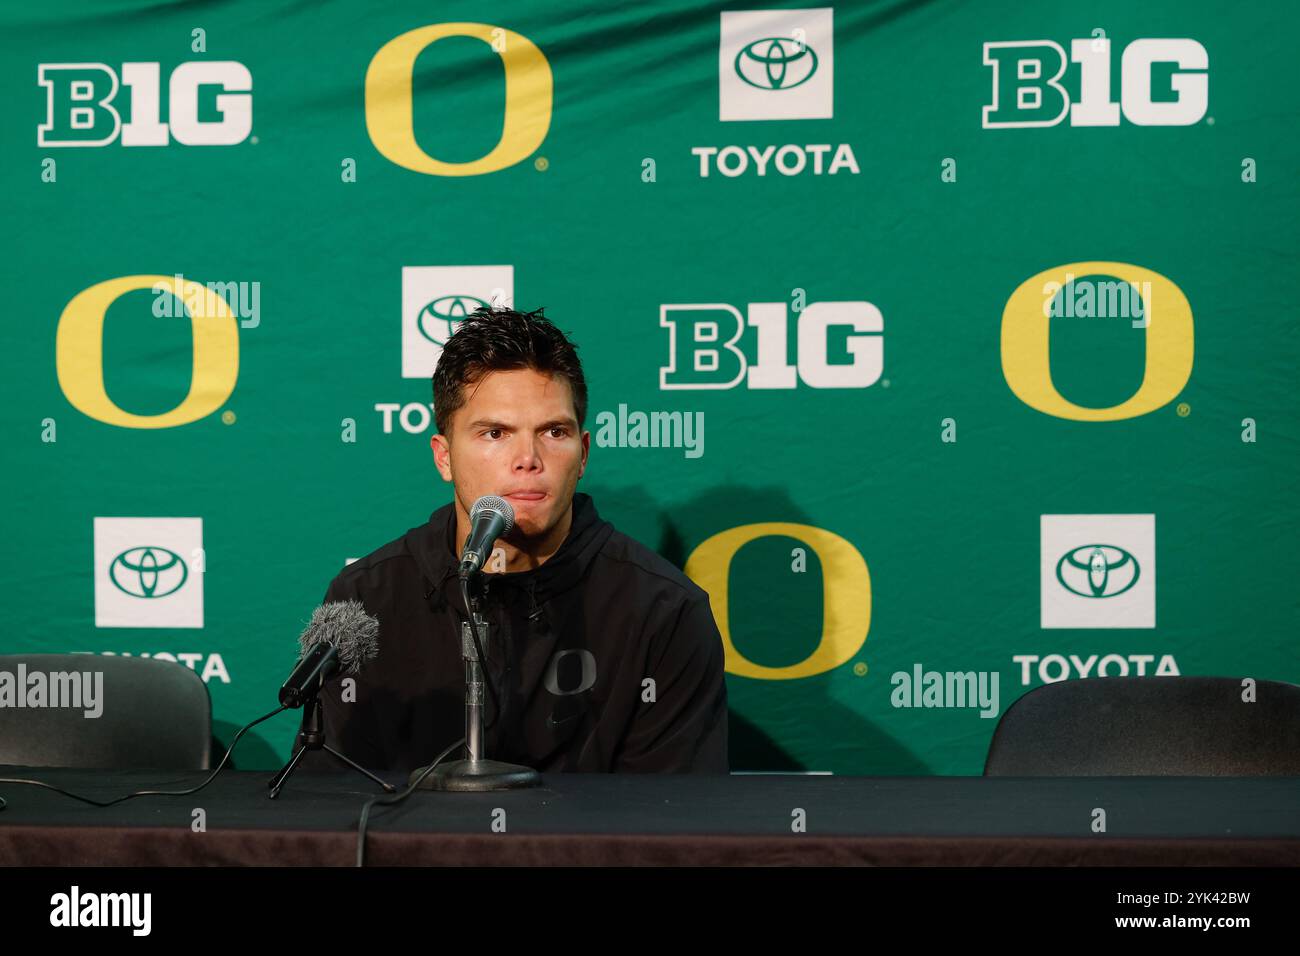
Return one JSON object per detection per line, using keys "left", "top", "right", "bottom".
{"left": 430, "top": 367, "right": 589, "bottom": 541}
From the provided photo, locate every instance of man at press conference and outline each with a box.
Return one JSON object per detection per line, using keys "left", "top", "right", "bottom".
{"left": 290, "top": 305, "right": 728, "bottom": 774}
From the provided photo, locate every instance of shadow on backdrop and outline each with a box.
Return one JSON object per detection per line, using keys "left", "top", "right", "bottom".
{"left": 591, "top": 481, "right": 929, "bottom": 775}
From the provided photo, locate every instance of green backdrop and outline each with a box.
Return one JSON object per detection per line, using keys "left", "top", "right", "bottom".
{"left": 4, "top": 0, "right": 1296, "bottom": 773}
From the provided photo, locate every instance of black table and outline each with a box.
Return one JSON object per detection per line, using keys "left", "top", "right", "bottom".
{"left": 1, "top": 768, "right": 1296, "bottom": 866}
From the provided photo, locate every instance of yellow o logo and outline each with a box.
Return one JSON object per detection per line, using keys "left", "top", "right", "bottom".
{"left": 1001, "top": 261, "right": 1194, "bottom": 420}
{"left": 685, "top": 523, "right": 870, "bottom": 680}
{"left": 56, "top": 275, "right": 239, "bottom": 428}
{"left": 365, "top": 22, "right": 552, "bottom": 176}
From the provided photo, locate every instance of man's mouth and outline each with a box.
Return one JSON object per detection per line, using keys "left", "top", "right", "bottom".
{"left": 504, "top": 492, "right": 547, "bottom": 502}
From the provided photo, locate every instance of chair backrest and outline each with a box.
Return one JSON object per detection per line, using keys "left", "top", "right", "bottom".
{"left": 0, "top": 654, "right": 211, "bottom": 770}
{"left": 984, "top": 676, "right": 1300, "bottom": 776}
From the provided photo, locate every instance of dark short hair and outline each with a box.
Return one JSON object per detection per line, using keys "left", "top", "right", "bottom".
{"left": 431, "top": 305, "right": 588, "bottom": 438}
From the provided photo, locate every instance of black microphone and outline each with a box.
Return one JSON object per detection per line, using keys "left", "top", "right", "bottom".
{"left": 279, "top": 600, "right": 380, "bottom": 708}
{"left": 458, "top": 495, "right": 515, "bottom": 579}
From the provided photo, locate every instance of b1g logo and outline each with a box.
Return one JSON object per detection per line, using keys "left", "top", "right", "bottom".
{"left": 38, "top": 62, "right": 252, "bottom": 146}
{"left": 660, "top": 301, "right": 883, "bottom": 390}
{"left": 366, "top": 23, "right": 552, "bottom": 175}
{"left": 982, "top": 37, "right": 1208, "bottom": 128}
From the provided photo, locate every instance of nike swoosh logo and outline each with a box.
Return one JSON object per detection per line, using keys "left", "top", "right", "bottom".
{"left": 546, "top": 712, "right": 581, "bottom": 731}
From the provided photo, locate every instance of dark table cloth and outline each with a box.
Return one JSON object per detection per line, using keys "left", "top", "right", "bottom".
{"left": 1, "top": 768, "right": 1296, "bottom": 866}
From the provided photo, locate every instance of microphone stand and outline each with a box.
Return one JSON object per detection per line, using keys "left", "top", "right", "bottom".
{"left": 268, "top": 694, "right": 395, "bottom": 799}
{"left": 409, "top": 575, "right": 542, "bottom": 791}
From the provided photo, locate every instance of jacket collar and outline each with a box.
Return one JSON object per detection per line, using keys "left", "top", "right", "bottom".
{"left": 408, "top": 491, "right": 613, "bottom": 610}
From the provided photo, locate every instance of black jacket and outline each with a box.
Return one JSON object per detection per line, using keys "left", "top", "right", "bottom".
{"left": 291, "top": 492, "right": 728, "bottom": 773}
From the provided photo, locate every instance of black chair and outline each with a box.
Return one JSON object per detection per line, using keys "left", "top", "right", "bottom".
{"left": 984, "top": 676, "right": 1300, "bottom": 776}
{"left": 0, "top": 654, "right": 211, "bottom": 770}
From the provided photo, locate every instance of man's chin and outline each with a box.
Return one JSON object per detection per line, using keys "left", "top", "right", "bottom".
{"left": 508, "top": 498, "right": 572, "bottom": 539}
{"left": 508, "top": 515, "right": 551, "bottom": 540}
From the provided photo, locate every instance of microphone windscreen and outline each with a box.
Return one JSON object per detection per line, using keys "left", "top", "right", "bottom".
{"left": 297, "top": 600, "right": 380, "bottom": 674}
{"left": 470, "top": 495, "right": 515, "bottom": 533}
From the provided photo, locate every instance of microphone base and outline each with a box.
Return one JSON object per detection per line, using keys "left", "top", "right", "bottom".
{"left": 409, "top": 758, "right": 542, "bottom": 791}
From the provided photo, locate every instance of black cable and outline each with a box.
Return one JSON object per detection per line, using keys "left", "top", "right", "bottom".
{"left": 0, "top": 704, "right": 287, "bottom": 808}
{"left": 354, "top": 735, "right": 464, "bottom": 867}
{"left": 349, "top": 574, "right": 503, "bottom": 864}
{"left": 3, "top": 584, "right": 497, "bottom": 828}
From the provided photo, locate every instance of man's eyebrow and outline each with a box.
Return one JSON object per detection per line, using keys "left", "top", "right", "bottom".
{"left": 466, "top": 417, "right": 578, "bottom": 430}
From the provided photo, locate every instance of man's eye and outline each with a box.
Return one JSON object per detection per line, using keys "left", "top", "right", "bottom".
{"left": 486, "top": 428, "right": 503, "bottom": 439}
{"left": 549, "top": 427, "right": 567, "bottom": 438}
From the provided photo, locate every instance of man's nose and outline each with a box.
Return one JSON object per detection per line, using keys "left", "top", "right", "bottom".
{"left": 514, "top": 435, "right": 542, "bottom": 469}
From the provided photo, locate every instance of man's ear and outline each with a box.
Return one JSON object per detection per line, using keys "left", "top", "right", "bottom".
{"left": 430, "top": 433, "right": 453, "bottom": 482}
{"left": 578, "top": 429, "right": 590, "bottom": 479}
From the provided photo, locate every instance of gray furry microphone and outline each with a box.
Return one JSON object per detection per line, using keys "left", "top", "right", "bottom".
{"left": 279, "top": 600, "right": 380, "bottom": 708}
